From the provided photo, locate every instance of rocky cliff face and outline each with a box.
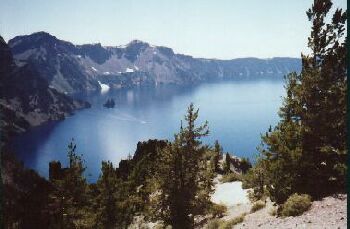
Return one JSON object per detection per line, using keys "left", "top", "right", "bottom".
{"left": 8, "top": 32, "right": 302, "bottom": 94}
{"left": 8, "top": 32, "right": 101, "bottom": 94}
{"left": 0, "top": 36, "right": 89, "bottom": 139}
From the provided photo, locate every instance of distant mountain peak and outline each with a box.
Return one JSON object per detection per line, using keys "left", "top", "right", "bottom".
{"left": 128, "top": 39, "right": 149, "bottom": 46}
{"left": 14, "top": 31, "right": 58, "bottom": 43}
{"left": 31, "top": 31, "right": 55, "bottom": 37}
{"left": 116, "top": 39, "right": 151, "bottom": 49}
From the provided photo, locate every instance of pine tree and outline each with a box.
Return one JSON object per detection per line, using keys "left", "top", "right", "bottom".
{"left": 154, "top": 103, "right": 210, "bottom": 229}
{"left": 213, "top": 140, "right": 223, "bottom": 172}
{"left": 223, "top": 153, "right": 231, "bottom": 174}
{"left": 94, "top": 161, "right": 119, "bottom": 229}
{"left": 49, "top": 140, "right": 94, "bottom": 228}
{"left": 243, "top": 159, "right": 266, "bottom": 201}
{"left": 299, "top": 0, "right": 347, "bottom": 196}
{"left": 196, "top": 152, "right": 216, "bottom": 215}
{"left": 240, "top": 157, "right": 252, "bottom": 174}
{"left": 260, "top": 0, "right": 347, "bottom": 203}
{"left": 259, "top": 72, "right": 304, "bottom": 204}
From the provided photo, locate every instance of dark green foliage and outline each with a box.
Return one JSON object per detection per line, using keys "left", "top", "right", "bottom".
{"left": 90, "top": 139, "right": 169, "bottom": 228}
{"left": 242, "top": 159, "right": 266, "bottom": 201}
{"left": 239, "top": 157, "right": 252, "bottom": 174}
{"left": 213, "top": 140, "right": 223, "bottom": 172}
{"left": 37, "top": 115, "right": 215, "bottom": 228}
{"left": 295, "top": 0, "right": 347, "bottom": 196}
{"left": 260, "top": 112, "right": 302, "bottom": 204}
{"left": 88, "top": 140, "right": 168, "bottom": 228}
{"left": 2, "top": 152, "right": 52, "bottom": 228}
{"left": 94, "top": 161, "right": 119, "bottom": 228}
{"left": 223, "top": 153, "right": 231, "bottom": 174}
{"left": 257, "top": 0, "right": 347, "bottom": 204}
{"left": 281, "top": 193, "right": 312, "bottom": 216}
{"left": 196, "top": 149, "right": 216, "bottom": 217}
{"left": 151, "top": 103, "right": 214, "bottom": 229}
{"left": 128, "top": 140, "right": 168, "bottom": 187}
{"left": 49, "top": 140, "right": 95, "bottom": 228}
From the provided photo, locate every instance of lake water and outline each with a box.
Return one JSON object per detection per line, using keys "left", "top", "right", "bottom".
{"left": 13, "top": 80, "right": 285, "bottom": 181}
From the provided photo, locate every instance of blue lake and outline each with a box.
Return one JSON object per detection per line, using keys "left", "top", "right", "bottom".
{"left": 13, "top": 80, "right": 285, "bottom": 181}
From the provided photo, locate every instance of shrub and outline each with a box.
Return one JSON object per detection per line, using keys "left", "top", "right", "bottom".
{"left": 268, "top": 207, "right": 277, "bottom": 216}
{"left": 241, "top": 160, "right": 266, "bottom": 202}
{"left": 281, "top": 193, "right": 311, "bottom": 217}
{"left": 241, "top": 177, "right": 251, "bottom": 189}
{"left": 210, "top": 203, "right": 227, "bottom": 218}
{"left": 205, "top": 219, "right": 221, "bottom": 229}
{"left": 219, "top": 214, "right": 245, "bottom": 229}
{"left": 205, "top": 214, "right": 245, "bottom": 229}
{"left": 240, "top": 157, "right": 252, "bottom": 174}
{"left": 250, "top": 200, "right": 266, "bottom": 213}
{"left": 220, "top": 172, "right": 242, "bottom": 183}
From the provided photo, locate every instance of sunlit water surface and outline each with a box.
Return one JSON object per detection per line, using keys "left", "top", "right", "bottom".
{"left": 13, "top": 80, "right": 285, "bottom": 181}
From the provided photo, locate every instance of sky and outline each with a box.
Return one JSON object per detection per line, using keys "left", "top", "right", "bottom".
{"left": 0, "top": 0, "right": 346, "bottom": 59}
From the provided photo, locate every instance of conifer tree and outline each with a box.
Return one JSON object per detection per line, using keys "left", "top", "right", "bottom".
{"left": 240, "top": 157, "right": 252, "bottom": 174}
{"left": 154, "top": 103, "right": 210, "bottom": 229}
{"left": 49, "top": 140, "right": 94, "bottom": 228}
{"left": 94, "top": 161, "right": 119, "bottom": 229}
{"left": 299, "top": 0, "right": 347, "bottom": 195}
{"left": 260, "top": 0, "right": 347, "bottom": 203}
{"left": 260, "top": 73, "right": 304, "bottom": 204}
{"left": 223, "top": 153, "right": 231, "bottom": 174}
{"left": 196, "top": 152, "right": 216, "bottom": 215}
{"left": 213, "top": 140, "right": 223, "bottom": 172}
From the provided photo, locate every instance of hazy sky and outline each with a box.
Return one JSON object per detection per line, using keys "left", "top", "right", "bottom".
{"left": 0, "top": 0, "right": 346, "bottom": 59}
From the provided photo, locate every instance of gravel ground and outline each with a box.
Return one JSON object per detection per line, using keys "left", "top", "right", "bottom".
{"left": 235, "top": 194, "right": 347, "bottom": 229}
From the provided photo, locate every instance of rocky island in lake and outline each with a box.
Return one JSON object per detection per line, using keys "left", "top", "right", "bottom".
{"left": 103, "top": 98, "right": 116, "bottom": 108}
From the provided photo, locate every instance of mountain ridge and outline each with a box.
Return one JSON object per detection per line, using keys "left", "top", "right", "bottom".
{"left": 8, "top": 32, "right": 302, "bottom": 94}
{"left": 6, "top": 32, "right": 301, "bottom": 60}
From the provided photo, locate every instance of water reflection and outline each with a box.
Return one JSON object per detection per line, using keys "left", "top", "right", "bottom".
{"left": 13, "top": 80, "right": 285, "bottom": 182}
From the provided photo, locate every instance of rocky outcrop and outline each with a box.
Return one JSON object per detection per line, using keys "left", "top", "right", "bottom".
{"left": 0, "top": 36, "right": 90, "bottom": 139}
{"left": 8, "top": 32, "right": 101, "bottom": 94}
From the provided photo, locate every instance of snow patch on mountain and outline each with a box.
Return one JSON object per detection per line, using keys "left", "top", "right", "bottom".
{"left": 126, "top": 67, "right": 134, "bottom": 73}
{"left": 98, "top": 81, "right": 110, "bottom": 93}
